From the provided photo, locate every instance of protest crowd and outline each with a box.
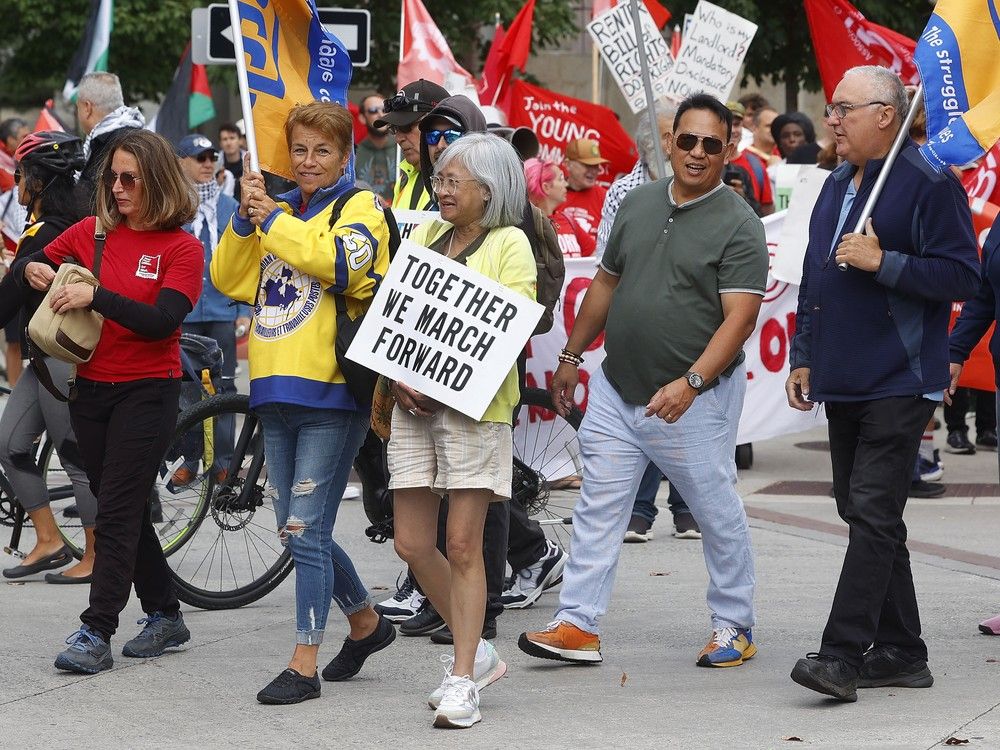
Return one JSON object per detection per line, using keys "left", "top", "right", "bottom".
{"left": 1, "top": 0, "right": 1000, "bottom": 735}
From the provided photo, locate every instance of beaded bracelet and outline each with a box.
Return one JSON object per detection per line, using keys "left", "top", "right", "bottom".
{"left": 558, "top": 349, "right": 584, "bottom": 366}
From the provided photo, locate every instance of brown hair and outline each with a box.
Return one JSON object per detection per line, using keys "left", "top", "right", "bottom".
{"left": 283, "top": 101, "right": 353, "bottom": 158}
{"left": 95, "top": 129, "right": 197, "bottom": 231}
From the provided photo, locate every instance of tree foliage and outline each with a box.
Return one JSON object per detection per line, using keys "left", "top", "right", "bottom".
{"left": 664, "top": 0, "right": 932, "bottom": 109}
{"left": 0, "top": 0, "right": 202, "bottom": 108}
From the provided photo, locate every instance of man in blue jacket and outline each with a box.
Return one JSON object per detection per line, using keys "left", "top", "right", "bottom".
{"left": 785, "top": 66, "right": 980, "bottom": 702}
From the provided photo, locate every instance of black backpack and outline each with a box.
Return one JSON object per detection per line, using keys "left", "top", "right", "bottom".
{"left": 521, "top": 203, "right": 566, "bottom": 337}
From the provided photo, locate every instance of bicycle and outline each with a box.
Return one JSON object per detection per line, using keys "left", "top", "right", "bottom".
{"left": 162, "top": 386, "right": 583, "bottom": 610}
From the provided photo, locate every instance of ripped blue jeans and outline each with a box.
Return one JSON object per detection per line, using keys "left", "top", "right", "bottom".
{"left": 255, "top": 403, "right": 371, "bottom": 645}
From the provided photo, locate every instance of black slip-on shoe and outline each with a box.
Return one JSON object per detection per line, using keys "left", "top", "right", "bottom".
{"left": 257, "top": 668, "right": 321, "bottom": 704}
{"left": 3, "top": 546, "right": 72, "bottom": 579}
{"left": 321, "top": 615, "right": 396, "bottom": 681}
{"left": 430, "top": 619, "right": 498, "bottom": 645}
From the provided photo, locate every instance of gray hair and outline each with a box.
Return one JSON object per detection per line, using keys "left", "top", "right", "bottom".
{"left": 634, "top": 99, "right": 677, "bottom": 180}
{"left": 843, "top": 65, "right": 909, "bottom": 123}
{"left": 0, "top": 118, "right": 28, "bottom": 142}
{"left": 77, "top": 72, "right": 124, "bottom": 116}
{"left": 435, "top": 133, "right": 526, "bottom": 229}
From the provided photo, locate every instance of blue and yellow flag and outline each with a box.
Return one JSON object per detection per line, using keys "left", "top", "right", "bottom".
{"left": 236, "top": 0, "right": 353, "bottom": 180}
{"left": 915, "top": 0, "right": 1000, "bottom": 170}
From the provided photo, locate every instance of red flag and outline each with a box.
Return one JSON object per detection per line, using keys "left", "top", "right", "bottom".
{"left": 479, "top": 0, "right": 535, "bottom": 105}
{"left": 963, "top": 141, "right": 1000, "bottom": 209}
{"left": 33, "top": 99, "right": 66, "bottom": 132}
{"left": 804, "top": 0, "right": 918, "bottom": 101}
{"left": 591, "top": 0, "right": 671, "bottom": 29}
{"left": 670, "top": 24, "right": 681, "bottom": 58}
{"left": 398, "top": 0, "right": 476, "bottom": 91}
{"left": 507, "top": 80, "right": 637, "bottom": 188}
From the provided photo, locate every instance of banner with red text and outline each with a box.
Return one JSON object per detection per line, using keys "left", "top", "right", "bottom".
{"left": 964, "top": 142, "right": 1000, "bottom": 210}
{"left": 507, "top": 79, "right": 637, "bottom": 187}
{"left": 517, "top": 212, "right": 825, "bottom": 455}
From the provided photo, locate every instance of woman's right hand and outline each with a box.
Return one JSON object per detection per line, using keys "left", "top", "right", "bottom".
{"left": 25, "top": 261, "right": 56, "bottom": 291}
{"left": 392, "top": 381, "right": 438, "bottom": 417}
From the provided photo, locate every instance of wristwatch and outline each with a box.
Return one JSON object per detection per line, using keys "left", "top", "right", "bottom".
{"left": 685, "top": 371, "right": 705, "bottom": 392}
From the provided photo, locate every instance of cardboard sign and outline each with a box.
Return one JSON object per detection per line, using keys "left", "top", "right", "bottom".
{"left": 772, "top": 167, "right": 831, "bottom": 285}
{"left": 393, "top": 209, "right": 440, "bottom": 241}
{"left": 587, "top": 4, "right": 673, "bottom": 114}
{"left": 662, "top": 1, "right": 757, "bottom": 103}
{"left": 345, "top": 240, "right": 543, "bottom": 420}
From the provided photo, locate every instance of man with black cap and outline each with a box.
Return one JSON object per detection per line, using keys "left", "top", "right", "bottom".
{"left": 374, "top": 79, "right": 450, "bottom": 212}
{"left": 560, "top": 138, "right": 610, "bottom": 242}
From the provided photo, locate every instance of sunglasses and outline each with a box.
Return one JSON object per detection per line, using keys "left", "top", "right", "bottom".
{"left": 193, "top": 151, "right": 217, "bottom": 163}
{"left": 424, "top": 129, "right": 463, "bottom": 147}
{"left": 104, "top": 169, "right": 142, "bottom": 190}
{"left": 13, "top": 168, "right": 21, "bottom": 183}
{"left": 674, "top": 133, "right": 726, "bottom": 155}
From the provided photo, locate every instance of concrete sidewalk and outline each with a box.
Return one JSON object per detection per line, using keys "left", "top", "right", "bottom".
{"left": 2, "top": 420, "right": 999, "bottom": 749}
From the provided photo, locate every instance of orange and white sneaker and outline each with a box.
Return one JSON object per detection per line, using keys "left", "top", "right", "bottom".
{"left": 697, "top": 627, "right": 757, "bottom": 668}
{"left": 517, "top": 621, "right": 602, "bottom": 663}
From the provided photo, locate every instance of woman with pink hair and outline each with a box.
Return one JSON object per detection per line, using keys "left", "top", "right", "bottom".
{"left": 523, "top": 158, "right": 595, "bottom": 258}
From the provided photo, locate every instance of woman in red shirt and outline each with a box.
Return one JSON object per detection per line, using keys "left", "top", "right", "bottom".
{"left": 524, "top": 158, "right": 595, "bottom": 258}
{"left": 19, "top": 130, "right": 203, "bottom": 674}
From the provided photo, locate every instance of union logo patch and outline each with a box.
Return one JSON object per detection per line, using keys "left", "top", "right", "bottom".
{"left": 253, "top": 255, "right": 321, "bottom": 339}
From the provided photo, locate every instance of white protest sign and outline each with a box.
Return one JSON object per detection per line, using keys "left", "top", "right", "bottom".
{"left": 587, "top": 4, "right": 673, "bottom": 114}
{"left": 393, "top": 209, "right": 440, "bottom": 242}
{"left": 773, "top": 163, "right": 805, "bottom": 212}
{"left": 346, "top": 240, "right": 543, "bottom": 420}
{"left": 662, "top": 1, "right": 757, "bottom": 103}
{"left": 773, "top": 166, "right": 831, "bottom": 285}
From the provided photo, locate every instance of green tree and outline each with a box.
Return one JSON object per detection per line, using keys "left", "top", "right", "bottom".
{"left": 664, "top": 0, "right": 932, "bottom": 110}
{"left": 0, "top": 0, "right": 202, "bottom": 108}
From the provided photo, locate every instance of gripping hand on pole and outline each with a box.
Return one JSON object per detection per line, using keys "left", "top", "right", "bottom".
{"left": 835, "top": 218, "right": 884, "bottom": 273}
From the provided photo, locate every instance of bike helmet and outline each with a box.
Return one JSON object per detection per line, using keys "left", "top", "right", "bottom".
{"left": 14, "top": 131, "right": 85, "bottom": 175}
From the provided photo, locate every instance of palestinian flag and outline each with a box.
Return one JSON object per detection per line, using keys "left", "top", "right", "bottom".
{"left": 152, "top": 43, "right": 216, "bottom": 146}
{"left": 63, "top": 0, "right": 113, "bottom": 101}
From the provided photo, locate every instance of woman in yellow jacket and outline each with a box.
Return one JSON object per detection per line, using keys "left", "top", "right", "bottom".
{"left": 211, "top": 102, "right": 394, "bottom": 705}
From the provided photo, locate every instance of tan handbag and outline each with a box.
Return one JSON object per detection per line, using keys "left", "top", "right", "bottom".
{"left": 27, "top": 219, "right": 105, "bottom": 365}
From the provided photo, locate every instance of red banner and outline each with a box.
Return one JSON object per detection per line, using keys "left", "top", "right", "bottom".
{"left": 964, "top": 141, "right": 1000, "bottom": 209}
{"left": 950, "top": 200, "right": 1000, "bottom": 392}
{"left": 507, "top": 80, "right": 637, "bottom": 187}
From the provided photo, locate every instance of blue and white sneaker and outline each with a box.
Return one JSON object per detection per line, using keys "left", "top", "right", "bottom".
{"left": 697, "top": 627, "right": 757, "bottom": 668}
{"left": 918, "top": 451, "right": 944, "bottom": 482}
{"left": 55, "top": 626, "right": 113, "bottom": 674}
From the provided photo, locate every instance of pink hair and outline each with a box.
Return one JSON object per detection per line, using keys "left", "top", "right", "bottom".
{"left": 524, "top": 157, "right": 560, "bottom": 203}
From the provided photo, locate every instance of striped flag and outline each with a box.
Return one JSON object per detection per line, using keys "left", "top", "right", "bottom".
{"left": 63, "top": 0, "right": 114, "bottom": 101}
{"left": 152, "top": 44, "right": 216, "bottom": 145}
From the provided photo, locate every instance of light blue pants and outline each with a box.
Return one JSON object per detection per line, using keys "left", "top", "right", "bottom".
{"left": 554, "top": 366, "right": 756, "bottom": 633}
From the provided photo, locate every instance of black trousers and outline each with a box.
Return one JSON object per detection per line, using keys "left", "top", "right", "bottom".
{"left": 821, "top": 396, "right": 934, "bottom": 668}
{"left": 71, "top": 377, "right": 181, "bottom": 641}
{"left": 944, "top": 387, "right": 996, "bottom": 434}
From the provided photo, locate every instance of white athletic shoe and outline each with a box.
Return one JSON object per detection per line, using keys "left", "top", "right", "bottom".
{"left": 428, "top": 640, "right": 507, "bottom": 709}
{"left": 433, "top": 675, "right": 481, "bottom": 729}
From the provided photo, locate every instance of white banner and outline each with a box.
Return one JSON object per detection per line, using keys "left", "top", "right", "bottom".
{"left": 587, "top": 4, "right": 673, "bottom": 114}
{"left": 346, "top": 240, "right": 543, "bottom": 420}
{"left": 394, "top": 209, "right": 440, "bottom": 241}
{"left": 662, "top": 1, "right": 757, "bottom": 103}
{"left": 519, "top": 211, "right": 823, "bottom": 450}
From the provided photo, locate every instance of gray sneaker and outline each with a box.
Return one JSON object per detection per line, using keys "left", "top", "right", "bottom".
{"left": 55, "top": 626, "right": 113, "bottom": 674}
{"left": 122, "top": 611, "right": 190, "bottom": 658}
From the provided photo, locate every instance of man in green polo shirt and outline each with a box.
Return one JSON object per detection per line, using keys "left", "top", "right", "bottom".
{"left": 518, "top": 93, "right": 768, "bottom": 669}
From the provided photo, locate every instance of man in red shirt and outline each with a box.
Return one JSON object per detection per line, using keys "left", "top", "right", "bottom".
{"left": 727, "top": 102, "right": 775, "bottom": 216}
{"left": 559, "top": 138, "right": 609, "bottom": 242}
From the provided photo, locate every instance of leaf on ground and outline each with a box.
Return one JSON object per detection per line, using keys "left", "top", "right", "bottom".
{"left": 986, "top": 659, "right": 997, "bottom": 663}
{"left": 6, "top": 582, "right": 25, "bottom": 586}
{"left": 649, "top": 571, "right": 670, "bottom": 576}
{"left": 782, "top": 737, "right": 804, "bottom": 742}
{"left": 620, "top": 672, "right": 627, "bottom": 687}
{"left": 945, "top": 738, "right": 970, "bottom": 746}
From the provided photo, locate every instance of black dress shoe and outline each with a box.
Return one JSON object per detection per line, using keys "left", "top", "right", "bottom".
{"left": 790, "top": 653, "right": 859, "bottom": 702}
{"left": 321, "top": 615, "right": 396, "bottom": 681}
{"left": 430, "top": 619, "right": 498, "bottom": 645}
{"left": 2, "top": 546, "right": 72, "bottom": 579}
{"left": 858, "top": 644, "right": 933, "bottom": 688}
{"left": 399, "top": 603, "right": 445, "bottom": 636}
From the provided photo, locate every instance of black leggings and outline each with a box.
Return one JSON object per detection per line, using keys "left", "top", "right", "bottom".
{"left": 71, "top": 377, "right": 181, "bottom": 641}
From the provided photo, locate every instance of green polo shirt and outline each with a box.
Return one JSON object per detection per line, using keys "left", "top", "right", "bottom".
{"left": 600, "top": 178, "right": 767, "bottom": 405}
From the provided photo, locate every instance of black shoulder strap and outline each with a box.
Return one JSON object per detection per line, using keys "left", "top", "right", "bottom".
{"left": 93, "top": 217, "right": 106, "bottom": 280}
{"left": 328, "top": 187, "right": 363, "bottom": 229}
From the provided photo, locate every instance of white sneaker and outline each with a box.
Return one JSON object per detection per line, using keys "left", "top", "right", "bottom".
{"left": 341, "top": 484, "right": 361, "bottom": 500}
{"left": 428, "top": 641, "right": 507, "bottom": 709}
{"left": 374, "top": 574, "right": 425, "bottom": 623}
{"left": 500, "top": 540, "right": 566, "bottom": 609}
{"left": 433, "top": 675, "right": 481, "bottom": 728}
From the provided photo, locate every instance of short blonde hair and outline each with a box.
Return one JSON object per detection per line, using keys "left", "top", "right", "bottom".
{"left": 284, "top": 101, "right": 353, "bottom": 158}
{"left": 95, "top": 130, "right": 196, "bottom": 230}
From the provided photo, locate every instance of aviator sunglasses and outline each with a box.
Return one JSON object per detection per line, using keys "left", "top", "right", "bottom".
{"left": 104, "top": 169, "right": 143, "bottom": 190}
{"left": 673, "top": 132, "right": 726, "bottom": 155}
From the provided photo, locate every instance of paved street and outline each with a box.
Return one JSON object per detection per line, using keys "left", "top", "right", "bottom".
{"left": 2, "top": 414, "right": 1000, "bottom": 749}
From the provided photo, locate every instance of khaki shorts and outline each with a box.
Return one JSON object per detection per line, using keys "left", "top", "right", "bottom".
{"left": 387, "top": 405, "right": 512, "bottom": 500}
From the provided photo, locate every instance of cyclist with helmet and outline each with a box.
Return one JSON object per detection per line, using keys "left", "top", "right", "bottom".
{"left": 0, "top": 131, "right": 97, "bottom": 582}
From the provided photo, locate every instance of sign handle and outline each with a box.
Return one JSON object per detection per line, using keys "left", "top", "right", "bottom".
{"left": 227, "top": 0, "right": 260, "bottom": 172}
{"left": 626, "top": 0, "right": 666, "bottom": 180}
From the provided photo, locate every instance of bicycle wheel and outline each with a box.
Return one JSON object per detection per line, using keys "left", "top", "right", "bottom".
{"left": 512, "top": 387, "right": 584, "bottom": 547}
{"left": 163, "top": 393, "right": 292, "bottom": 610}
{"left": 39, "top": 438, "right": 87, "bottom": 559}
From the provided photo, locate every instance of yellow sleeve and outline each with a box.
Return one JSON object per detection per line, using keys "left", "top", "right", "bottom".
{"left": 210, "top": 220, "right": 263, "bottom": 305}
{"left": 496, "top": 227, "right": 537, "bottom": 302}
{"left": 261, "top": 192, "right": 389, "bottom": 301}
{"left": 408, "top": 219, "right": 449, "bottom": 249}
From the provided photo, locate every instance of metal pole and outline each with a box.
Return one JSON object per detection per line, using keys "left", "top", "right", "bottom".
{"left": 625, "top": 0, "right": 666, "bottom": 180}
{"left": 838, "top": 84, "right": 923, "bottom": 270}
{"left": 227, "top": 0, "right": 259, "bottom": 172}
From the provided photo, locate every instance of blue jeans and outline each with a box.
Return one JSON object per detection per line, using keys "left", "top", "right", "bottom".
{"left": 256, "top": 403, "right": 371, "bottom": 645}
{"left": 555, "top": 366, "right": 755, "bottom": 633}
{"left": 631, "top": 462, "right": 691, "bottom": 524}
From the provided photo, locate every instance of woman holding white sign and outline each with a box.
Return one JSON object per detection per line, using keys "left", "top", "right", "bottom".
{"left": 389, "top": 133, "right": 536, "bottom": 729}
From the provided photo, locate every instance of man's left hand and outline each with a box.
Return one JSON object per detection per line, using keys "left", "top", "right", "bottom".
{"left": 835, "top": 218, "right": 883, "bottom": 272}
{"left": 645, "top": 377, "right": 697, "bottom": 423}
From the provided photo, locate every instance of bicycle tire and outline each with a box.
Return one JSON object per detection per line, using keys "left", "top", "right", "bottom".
{"left": 39, "top": 438, "right": 87, "bottom": 560}
{"left": 165, "top": 392, "right": 293, "bottom": 610}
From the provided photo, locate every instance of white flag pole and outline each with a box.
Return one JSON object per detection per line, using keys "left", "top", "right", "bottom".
{"left": 227, "top": 0, "right": 260, "bottom": 172}
{"left": 626, "top": 0, "right": 666, "bottom": 180}
{"left": 838, "top": 84, "right": 923, "bottom": 270}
